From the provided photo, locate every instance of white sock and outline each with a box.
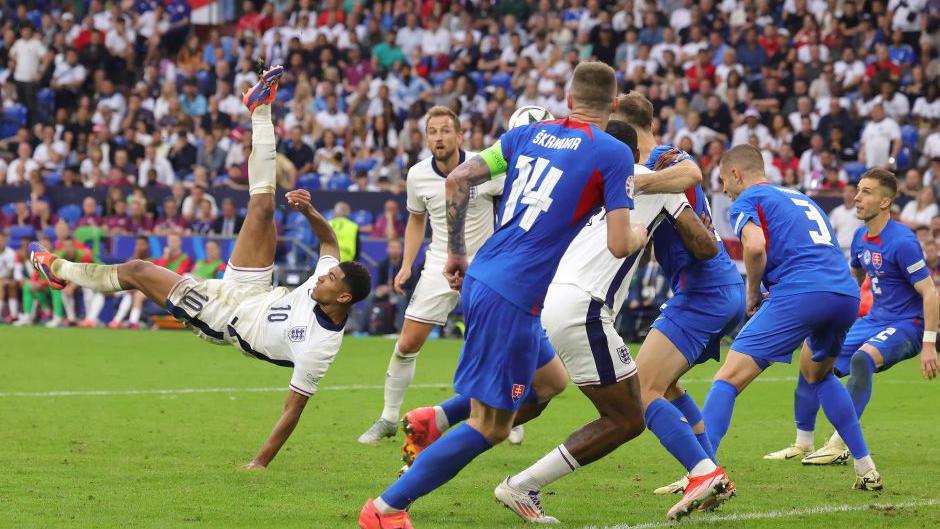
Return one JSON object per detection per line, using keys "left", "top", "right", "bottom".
{"left": 51, "top": 260, "right": 123, "bottom": 293}
{"left": 373, "top": 497, "right": 402, "bottom": 515}
{"left": 854, "top": 455, "right": 875, "bottom": 475}
{"left": 509, "top": 444, "right": 580, "bottom": 492}
{"left": 433, "top": 405, "right": 450, "bottom": 432}
{"left": 113, "top": 293, "right": 131, "bottom": 323}
{"left": 249, "top": 104, "right": 276, "bottom": 196}
{"left": 828, "top": 431, "right": 845, "bottom": 447}
{"left": 796, "top": 429, "right": 814, "bottom": 448}
{"left": 381, "top": 343, "right": 418, "bottom": 423}
{"left": 62, "top": 292, "right": 76, "bottom": 321}
{"left": 129, "top": 306, "right": 141, "bottom": 324}
{"left": 689, "top": 458, "right": 718, "bottom": 477}
{"left": 8, "top": 298, "right": 18, "bottom": 317}
{"left": 86, "top": 290, "right": 105, "bottom": 321}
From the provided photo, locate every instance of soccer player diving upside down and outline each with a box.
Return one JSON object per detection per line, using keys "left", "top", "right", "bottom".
{"left": 28, "top": 65, "right": 372, "bottom": 470}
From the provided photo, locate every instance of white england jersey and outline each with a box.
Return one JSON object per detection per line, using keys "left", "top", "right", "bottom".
{"left": 405, "top": 150, "right": 504, "bottom": 264}
{"left": 252, "top": 256, "right": 345, "bottom": 397}
{"left": 0, "top": 246, "right": 15, "bottom": 279}
{"left": 552, "top": 165, "right": 690, "bottom": 312}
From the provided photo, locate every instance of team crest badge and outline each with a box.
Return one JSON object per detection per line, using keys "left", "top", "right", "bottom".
{"left": 872, "top": 252, "right": 883, "bottom": 269}
{"left": 511, "top": 384, "right": 526, "bottom": 401}
{"left": 617, "top": 345, "right": 633, "bottom": 365}
{"left": 289, "top": 326, "right": 307, "bottom": 342}
{"left": 469, "top": 186, "right": 478, "bottom": 202}
{"left": 863, "top": 250, "right": 871, "bottom": 265}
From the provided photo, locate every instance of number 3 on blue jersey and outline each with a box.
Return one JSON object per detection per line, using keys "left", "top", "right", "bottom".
{"left": 502, "top": 155, "right": 564, "bottom": 231}
{"left": 790, "top": 198, "right": 833, "bottom": 246}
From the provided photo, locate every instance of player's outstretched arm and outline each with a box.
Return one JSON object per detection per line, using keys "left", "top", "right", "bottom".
{"left": 741, "top": 222, "right": 767, "bottom": 316}
{"left": 635, "top": 156, "right": 702, "bottom": 194}
{"left": 673, "top": 207, "right": 719, "bottom": 260}
{"left": 445, "top": 153, "right": 496, "bottom": 288}
{"left": 286, "top": 189, "right": 340, "bottom": 260}
{"left": 606, "top": 209, "right": 648, "bottom": 258}
{"left": 245, "top": 389, "right": 309, "bottom": 469}
{"left": 913, "top": 276, "right": 939, "bottom": 380}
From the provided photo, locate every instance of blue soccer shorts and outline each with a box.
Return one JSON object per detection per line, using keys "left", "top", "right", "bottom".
{"left": 651, "top": 284, "right": 746, "bottom": 366}
{"left": 833, "top": 316, "right": 923, "bottom": 377}
{"left": 731, "top": 291, "right": 859, "bottom": 366}
{"left": 453, "top": 277, "right": 556, "bottom": 411}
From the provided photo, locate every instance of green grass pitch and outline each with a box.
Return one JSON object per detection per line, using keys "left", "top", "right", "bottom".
{"left": 1, "top": 327, "right": 937, "bottom": 529}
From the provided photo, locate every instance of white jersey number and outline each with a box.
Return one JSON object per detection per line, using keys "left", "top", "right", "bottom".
{"left": 502, "top": 155, "right": 564, "bottom": 231}
{"left": 791, "top": 198, "right": 833, "bottom": 246}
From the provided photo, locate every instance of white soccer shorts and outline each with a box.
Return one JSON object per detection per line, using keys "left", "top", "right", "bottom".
{"left": 541, "top": 283, "right": 637, "bottom": 386}
{"left": 404, "top": 258, "right": 459, "bottom": 326}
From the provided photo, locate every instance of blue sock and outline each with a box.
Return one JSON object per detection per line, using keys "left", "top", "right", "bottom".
{"left": 702, "top": 380, "right": 738, "bottom": 452}
{"left": 645, "top": 398, "right": 711, "bottom": 472}
{"left": 669, "top": 392, "right": 716, "bottom": 461}
{"left": 794, "top": 373, "right": 820, "bottom": 432}
{"left": 810, "top": 372, "right": 869, "bottom": 458}
{"left": 380, "top": 423, "right": 492, "bottom": 509}
{"left": 845, "top": 351, "right": 876, "bottom": 419}
{"left": 439, "top": 394, "right": 471, "bottom": 427}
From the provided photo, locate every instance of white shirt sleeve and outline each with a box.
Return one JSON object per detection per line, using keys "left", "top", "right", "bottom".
{"left": 662, "top": 193, "right": 692, "bottom": 221}
{"left": 405, "top": 167, "right": 426, "bottom": 214}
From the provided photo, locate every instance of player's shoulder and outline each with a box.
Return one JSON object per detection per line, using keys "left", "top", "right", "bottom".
{"left": 885, "top": 219, "right": 920, "bottom": 246}
{"left": 406, "top": 156, "right": 436, "bottom": 181}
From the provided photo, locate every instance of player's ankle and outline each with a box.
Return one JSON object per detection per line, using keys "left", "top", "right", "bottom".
{"left": 689, "top": 459, "right": 717, "bottom": 477}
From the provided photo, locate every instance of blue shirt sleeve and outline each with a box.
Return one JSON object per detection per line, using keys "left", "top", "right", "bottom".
{"left": 850, "top": 229, "right": 862, "bottom": 269}
{"left": 729, "top": 193, "right": 759, "bottom": 239}
{"left": 895, "top": 236, "right": 930, "bottom": 285}
{"left": 598, "top": 136, "right": 633, "bottom": 211}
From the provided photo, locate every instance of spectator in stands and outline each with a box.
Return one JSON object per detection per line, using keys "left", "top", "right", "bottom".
{"left": 154, "top": 233, "right": 192, "bottom": 275}
{"left": 75, "top": 197, "right": 103, "bottom": 228}
{"left": 32, "top": 125, "right": 67, "bottom": 173}
{"left": 106, "top": 198, "right": 132, "bottom": 235}
{"left": 365, "top": 238, "right": 406, "bottom": 335}
{"left": 348, "top": 169, "right": 379, "bottom": 192}
{"left": 181, "top": 185, "right": 217, "bottom": 220}
{"left": 189, "top": 199, "right": 216, "bottom": 235}
{"left": 329, "top": 201, "right": 359, "bottom": 262}
{"left": 9, "top": 23, "right": 47, "bottom": 126}
{"left": 899, "top": 168, "right": 924, "bottom": 198}
{"left": 281, "top": 126, "right": 315, "bottom": 176}
{"left": 50, "top": 47, "right": 87, "bottom": 110}
{"left": 6, "top": 142, "right": 39, "bottom": 186}
{"left": 167, "top": 132, "right": 198, "bottom": 178}
{"left": 372, "top": 199, "right": 405, "bottom": 241}
{"left": 0, "top": 231, "right": 17, "bottom": 322}
{"left": 28, "top": 200, "right": 56, "bottom": 232}
{"left": 153, "top": 197, "right": 187, "bottom": 235}
{"left": 211, "top": 198, "right": 243, "bottom": 237}
{"left": 901, "top": 187, "right": 940, "bottom": 229}
{"left": 138, "top": 145, "right": 175, "bottom": 187}
{"left": 859, "top": 103, "right": 902, "bottom": 169}
{"left": 192, "top": 239, "right": 225, "bottom": 280}
{"left": 127, "top": 199, "right": 154, "bottom": 234}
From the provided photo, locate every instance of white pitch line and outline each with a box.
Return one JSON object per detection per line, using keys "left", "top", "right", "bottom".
{"left": 0, "top": 382, "right": 452, "bottom": 398}
{"left": 579, "top": 498, "right": 940, "bottom": 529}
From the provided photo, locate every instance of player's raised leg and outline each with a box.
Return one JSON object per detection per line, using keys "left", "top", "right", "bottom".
{"left": 228, "top": 65, "right": 284, "bottom": 271}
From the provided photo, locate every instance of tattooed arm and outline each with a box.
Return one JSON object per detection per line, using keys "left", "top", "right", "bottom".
{"left": 444, "top": 147, "right": 505, "bottom": 290}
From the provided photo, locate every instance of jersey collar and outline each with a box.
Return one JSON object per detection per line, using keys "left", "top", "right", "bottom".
{"left": 314, "top": 304, "right": 346, "bottom": 332}
{"left": 431, "top": 150, "right": 466, "bottom": 178}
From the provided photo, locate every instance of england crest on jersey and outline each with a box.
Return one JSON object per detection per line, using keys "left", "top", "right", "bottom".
{"left": 289, "top": 326, "right": 307, "bottom": 342}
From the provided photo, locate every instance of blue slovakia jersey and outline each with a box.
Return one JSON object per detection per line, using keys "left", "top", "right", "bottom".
{"left": 468, "top": 118, "right": 634, "bottom": 314}
{"left": 850, "top": 219, "right": 929, "bottom": 323}
{"left": 730, "top": 183, "right": 858, "bottom": 298}
{"left": 646, "top": 145, "right": 743, "bottom": 293}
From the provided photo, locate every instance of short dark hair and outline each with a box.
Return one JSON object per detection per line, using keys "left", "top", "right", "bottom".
{"left": 339, "top": 261, "right": 372, "bottom": 304}
{"left": 721, "top": 144, "right": 765, "bottom": 174}
{"left": 613, "top": 91, "right": 654, "bottom": 132}
{"left": 605, "top": 120, "right": 639, "bottom": 160}
{"left": 860, "top": 168, "right": 898, "bottom": 199}
{"left": 570, "top": 61, "right": 618, "bottom": 112}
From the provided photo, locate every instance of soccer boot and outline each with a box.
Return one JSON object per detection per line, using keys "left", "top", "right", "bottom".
{"left": 494, "top": 477, "right": 560, "bottom": 524}
{"left": 358, "top": 418, "right": 398, "bottom": 445}
{"left": 853, "top": 469, "right": 884, "bottom": 491}
{"left": 666, "top": 467, "right": 733, "bottom": 520}
{"left": 653, "top": 475, "right": 689, "bottom": 495}
{"left": 400, "top": 407, "right": 441, "bottom": 467}
{"left": 764, "top": 443, "right": 813, "bottom": 461}
{"left": 801, "top": 436, "right": 850, "bottom": 465}
{"left": 508, "top": 425, "right": 525, "bottom": 445}
{"left": 29, "top": 242, "right": 66, "bottom": 290}
{"left": 358, "top": 499, "right": 414, "bottom": 529}
{"left": 242, "top": 64, "right": 284, "bottom": 113}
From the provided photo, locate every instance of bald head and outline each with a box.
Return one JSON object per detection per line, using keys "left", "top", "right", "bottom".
{"left": 719, "top": 144, "right": 766, "bottom": 199}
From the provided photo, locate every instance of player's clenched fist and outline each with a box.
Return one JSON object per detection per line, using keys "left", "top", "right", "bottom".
{"left": 444, "top": 254, "right": 468, "bottom": 291}
{"left": 285, "top": 189, "right": 314, "bottom": 213}
{"left": 393, "top": 266, "right": 412, "bottom": 296}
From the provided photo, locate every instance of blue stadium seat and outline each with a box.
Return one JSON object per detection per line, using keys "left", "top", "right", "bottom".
{"left": 196, "top": 70, "right": 212, "bottom": 95}
{"left": 276, "top": 83, "right": 294, "bottom": 102}
{"left": 8, "top": 225, "right": 35, "bottom": 241}
{"left": 431, "top": 71, "right": 452, "bottom": 87}
{"left": 37, "top": 88, "right": 56, "bottom": 124}
{"left": 352, "top": 158, "right": 378, "bottom": 173}
{"left": 327, "top": 174, "right": 352, "bottom": 190}
{"left": 44, "top": 172, "right": 62, "bottom": 186}
{"left": 298, "top": 172, "right": 321, "bottom": 190}
{"left": 490, "top": 72, "right": 512, "bottom": 91}
{"left": 896, "top": 146, "right": 912, "bottom": 169}
{"left": 0, "top": 105, "right": 27, "bottom": 140}
{"left": 273, "top": 208, "right": 284, "bottom": 225}
{"left": 1, "top": 203, "right": 15, "bottom": 217}
{"left": 468, "top": 71, "right": 484, "bottom": 91}
{"left": 57, "top": 204, "right": 82, "bottom": 226}
{"left": 238, "top": 207, "right": 248, "bottom": 218}
{"left": 901, "top": 125, "right": 919, "bottom": 150}
{"left": 43, "top": 226, "right": 56, "bottom": 240}
{"left": 843, "top": 161, "right": 867, "bottom": 183}
{"left": 350, "top": 209, "right": 374, "bottom": 227}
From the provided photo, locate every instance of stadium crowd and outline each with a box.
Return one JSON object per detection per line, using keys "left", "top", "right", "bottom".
{"left": 1, "top": 0, "right": 940, "bottom": 332}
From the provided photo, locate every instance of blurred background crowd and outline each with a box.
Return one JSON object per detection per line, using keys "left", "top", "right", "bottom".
{"left": 0, "top": 0, "right": 939, "bottom": 337}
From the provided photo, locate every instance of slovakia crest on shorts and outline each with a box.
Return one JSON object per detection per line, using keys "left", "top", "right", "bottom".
{"left": 872, "top": 252, "right": 883, "bottom": 269}
{"left": 289, "top": 326, "right": 307, "bottom": 342}
{"left": 511, "top": 384, "right": 526, "bottom": 401}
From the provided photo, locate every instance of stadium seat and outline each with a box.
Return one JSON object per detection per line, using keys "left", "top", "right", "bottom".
{"left": 430, "top": 71, "right": 452, "bottom": 87}
{"left": 298, "top": 172, "right": 321, "bottom": 190}
{"left": 37, "top": 88, "right": 55, "bottom": 124}
{"left": 490, "top": 72, "right": 513, "bottom": 91}
{"left": 276, "top": 83, "right": 294, "bottom": 102}
{"left": 352, "top": 158, "right": 378, "bottom": 173}
{"left": 273, "top": 208, "right": 284, "bottom": 226}
{"left": 901, "top": 125, "right": 918, "bottom": 150}
{"left": 8, "top": 225, "right": 35, "bottom": 241}
{"left": 57, "top": 204, "right": 82, "bottom": 227}
{"left": 843, "top": 161, "right": 867, "bottom": 183}
{"left": 350, "top": 209, "right": 374, "bottom": 227}
{"left": 327, "top": 174, "right": 352, "bottom": 190}
{"left": 896, "top": 146, "right": 912, "bottom": 169}
{"left": 1, "top": 203, "right": 15, "bottom": 217}
{"left": 0, "top": 104, "right": 27, "bottom": 139}
{"left": 44, "top": 172, "right": 62, "bottom": 186}
{"left": 286, "top": 211, "right": 307, "bottom": 228}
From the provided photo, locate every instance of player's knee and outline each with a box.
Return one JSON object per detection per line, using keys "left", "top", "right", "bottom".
{"left": 850, "top": 350, "right": 875, "bottom": 376}
{"left": 471, "top": 421, "right": 512, "bottom": 444}
{"left": 609, "top": 412, "right": 646, "bottom": 443}
{"left": 396, "top": 337, "right": 423, "bottom": 356}
{"left": 248, "top": 195, "right": 275, "bottom": 219}
{"left": 535, "top": 374, "right": 567, "bottom": 402}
